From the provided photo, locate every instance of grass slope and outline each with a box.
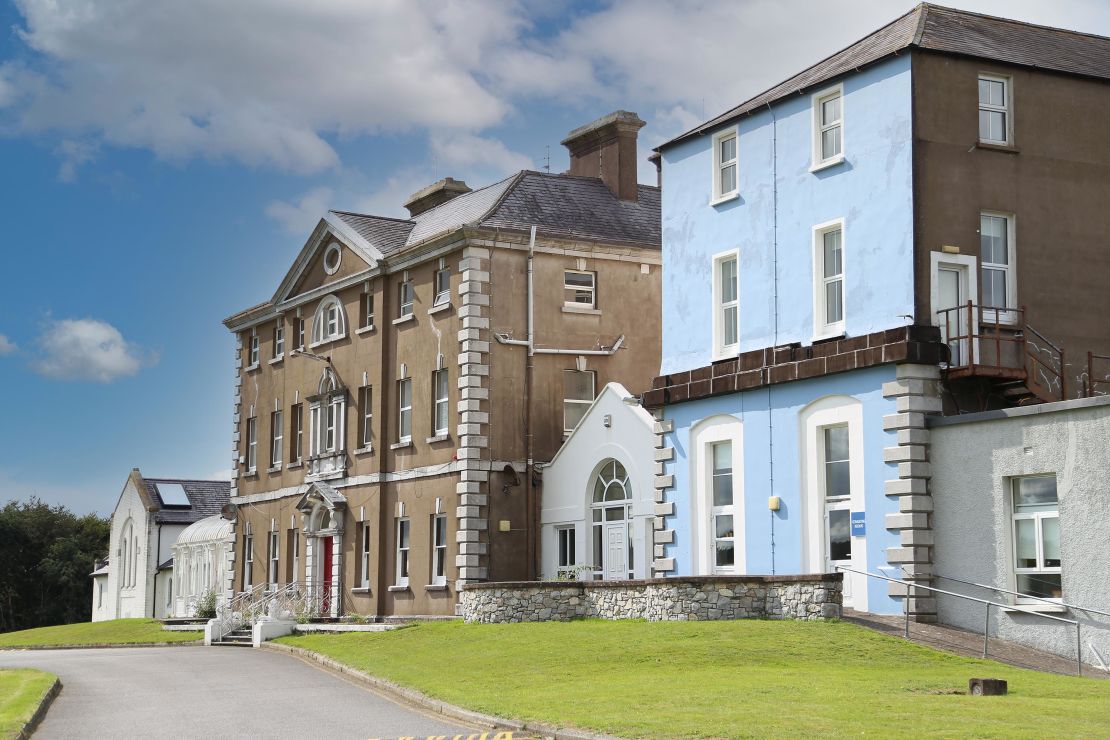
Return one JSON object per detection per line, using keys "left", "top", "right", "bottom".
{"left": 0, "top": 669, "right": 56, "bottom": 738}
{"left": 0, "top": 619, "right": 200, "bottom": 648}
{"left": 278, "top": 619, "right": 1110, "bottom": 738}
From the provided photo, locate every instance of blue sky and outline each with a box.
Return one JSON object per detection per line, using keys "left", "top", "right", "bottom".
{"left": 1, "top": 0, "right": 1107, "bottom": 515}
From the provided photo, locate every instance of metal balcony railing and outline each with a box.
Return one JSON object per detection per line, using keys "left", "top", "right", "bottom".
{"left": 936, "top": 302, "right": 1065, "bottom": 402}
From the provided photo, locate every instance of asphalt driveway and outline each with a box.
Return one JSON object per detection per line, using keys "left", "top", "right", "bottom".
{"left": 0, "top": 645, "right": 475, "bottom": 739}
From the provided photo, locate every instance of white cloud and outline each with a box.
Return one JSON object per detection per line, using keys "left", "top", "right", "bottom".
{"left": 32, "top": 318, "right": 155, "bottom": 382}
{"left": 55, "top": 138, "right": 99, "bottom": 182}
{"left": 432, "top": 133, "right": 533, "bottom": 174}
{"left": 3, "top": 0, "right": 1107, "bottom": 182}
{"left": 0, "top": 334, "right": 16, "bottom": 355}
{"left": 266, "top": 186, "right": 334, "bottom": 235}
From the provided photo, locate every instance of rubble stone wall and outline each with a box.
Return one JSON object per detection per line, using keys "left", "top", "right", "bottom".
{"left": 459, "top": 574, "right": 841, "bottom": 623}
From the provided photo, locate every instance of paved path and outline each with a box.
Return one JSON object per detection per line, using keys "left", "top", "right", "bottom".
{"left": 0, "top": 646, "right": 477, "bottom": 739}
{"left": 843, "top": 609, "right": 1108, "bottom": 678}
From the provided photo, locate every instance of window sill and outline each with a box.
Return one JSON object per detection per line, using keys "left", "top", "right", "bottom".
{"left": 709, "top": 192, "right": 739, "bottom": 207}
{"left": 1003, "top": 603, "right": 1067, "bottom": 614}
{"left": 350, "top": 587, "right": 371, "bottom": 594}
{"left": 287, "top": 460, "right": 303, "bottom": 470}
{"left": 308, "top": 335, "right": 346, "bottom": 351}
{"left": 812, "top": 329, "right": 846, "bottom": 343}
{"left": 425, "top": 434, "right": 450, "bottom": 444}
{"left": 243, "top": 470, "right": 258, "bottom": 479}
{"left": 712, "top": 347, "right": 740, "bottom": 362}
{"left": 268, "top": 355, "right": 284, "bottom": 366}
{"left": 976, "top": 141, "right": 1019, "bottom": 154}
{"left": 562, "top": 304, "right": 601, "bottom": 316}
{"left": 356, "top": 325, "right": 376, "bottom": 336}
{"left": 809, "top": 154, "right": 846, "bottom": 173}
{"left": 266, "top": 464, "right": 282, "bottom": 474}
{"left": 390, "top": 440, "right": 414, "bottom": 451}
{"left": 244, "top": 363, "right": 261, "bottom": 374}
{"left": 353, "top": 445, "right": 374, "bottom": 456}
{"left": 387, "top": 585, "right": 410, "bottom": 593}
{"left": 392, "top": 314, "right": 415, "bottom": 326}
{"left": 425, "top": 584, "right": 448, "bottom": 592}
{"left": 428, "top": 303, "right": 452, "bottom": 315}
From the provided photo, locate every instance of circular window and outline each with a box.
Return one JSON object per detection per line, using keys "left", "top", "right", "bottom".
{"left": 323, "top": 242, "right": 342, "bottom": 275}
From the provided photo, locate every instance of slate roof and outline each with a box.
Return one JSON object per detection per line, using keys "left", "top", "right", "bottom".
{"left": 144, "top": 478, "right": 231, "bottom": 525}
{"left": 661, "top": 3, "right": 1110, "bottom": 149}
{"left": 328, "top": 170, "right": 661, "bottom": 258}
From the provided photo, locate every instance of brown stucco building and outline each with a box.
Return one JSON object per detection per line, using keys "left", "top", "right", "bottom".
{"left": 222, "top": 111, "right": 661, "bottom": 618}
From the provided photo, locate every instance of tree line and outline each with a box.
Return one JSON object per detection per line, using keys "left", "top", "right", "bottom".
{"left": 0, "top": 498, "right": 110, "bottom": 632}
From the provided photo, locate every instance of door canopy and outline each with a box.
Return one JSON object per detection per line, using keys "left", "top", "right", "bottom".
{"left": 295, "top": 481, "right": 347, "bottom": 535}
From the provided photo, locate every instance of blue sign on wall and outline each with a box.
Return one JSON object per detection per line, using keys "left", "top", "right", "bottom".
{"left": 851, "top": 512, "right": 866, "bottom": 537}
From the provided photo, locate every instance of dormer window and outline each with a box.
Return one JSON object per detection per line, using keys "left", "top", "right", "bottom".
{"left": 311, "top": 295, "right": 347, "bottom": 346}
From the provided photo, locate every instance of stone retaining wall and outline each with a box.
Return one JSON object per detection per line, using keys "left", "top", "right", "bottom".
{"left": 458, "top": 574, "right": 842, "bottom": 623}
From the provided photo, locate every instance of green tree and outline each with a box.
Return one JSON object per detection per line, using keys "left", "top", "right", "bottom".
{"left": 0, "top": 498, "right": 110, "bottom": 632}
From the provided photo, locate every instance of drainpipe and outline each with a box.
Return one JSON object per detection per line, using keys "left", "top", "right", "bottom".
{"left": 151, "top": 523, "right": 162, "bottom": 618}
{"left": 525, "top": 225, "right": 536, "bottom": 579}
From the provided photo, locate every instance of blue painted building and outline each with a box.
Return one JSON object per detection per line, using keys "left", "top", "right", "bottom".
{"left": 641, "top": 11, "right": 948, "bottom": 617}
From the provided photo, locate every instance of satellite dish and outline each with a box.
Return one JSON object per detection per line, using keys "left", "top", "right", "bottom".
{"left": 221, "top": 503, "right": 239, "bottom": 520}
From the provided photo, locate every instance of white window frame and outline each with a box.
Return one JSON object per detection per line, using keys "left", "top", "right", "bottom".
{"left": 710, "top": 126, "right": 739, "bottom": 204}
{"left": 562, "top": 369, "right": 596, "bottom": 435}
{"left": 358, "top": 385, "right": 373, "bottom": 449}
{"left": 712, "top": 249, "right": 739, "bottom": 359}
{"left": 979, "top": 211, "right": 1017, "bottom": 325}
{"left": 245, "top": 417, "right": 257, "bottom": 472}
{"left": 812, "top": 218, "right": 846, "bottom": 340}
{"left": 360, "top": 522, "right": 371, "bottom": 589}
{"left": 399, "top": 280, "right": 414, "bottom": 317}
{"left": 432, "top": 369, "right": 449, "bottom": 436}
{"left": 395, "top": 518, "right": 410, "bottom": 587}
{"left": 243, "top": 534, "right": 253, "bottom": 590}
{"left": 556, "top": 525, "right": 576, "bottom": 576}
{"left": 431, "top": 514, "right": 447, "bottom": 586}
{"left": 273, "top": 321, "right": 284, "bottom": 358}
{"left": 434, "top": 268, "right": 451, "bottom": 307}
{"left": 811, "top": 84, "right": 845, "bottom": 170}
{"left": 709, "top": 440, "right": 738, "bottom": 575}
{"left": 978, "top": 73, "right": 1012, "bottom": 146}
{"left": 267, "top": 530, "right": 279, "bottom": 589}
{"left": 290, "top": 403, "right": 303, "bottom": 463}
{"left": 248, "top": 334, "right": 259, "bottom": 367}
{"left": 310, "top": 295, "right": 347, "bottom": 346}
{"left": 270, "top": 410, "right": 283, "bottom": 468}
{"left": 690, "top": 416, "right": 744, "bottom": 576}
{"left": 296, "top": 318, "right": 305, "bottom": 350}
{"left": 1010, "top": 475, "right": 1061, "bottom": 604}
{"left": 361, "top": 292, "right": 375, "bottom": 329}
{"left": 291, "top": 530, "right": 300, "bottom": 584}
{"left": 308, "top": 377, "right": 346, "bottom": 458}
{"left": 398, "top": 378, "right": 412, "bottom": 443}
{"left": 563, "top": 270, "right": 597, "bottom": 309}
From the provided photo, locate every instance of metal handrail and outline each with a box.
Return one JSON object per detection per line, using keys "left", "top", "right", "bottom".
{"left": 1086, "top": 351, "right": 1110, "bottom": 397}
{"left": 837, "top": 566, "right": 1084, "bottom": 675}
{"left": 929, "top": 573, "right": 1110, "bottom": 620}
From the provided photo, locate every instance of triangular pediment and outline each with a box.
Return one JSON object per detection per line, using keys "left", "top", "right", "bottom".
{"left": 272, "top": 214, "right": 384, "bottom": 306}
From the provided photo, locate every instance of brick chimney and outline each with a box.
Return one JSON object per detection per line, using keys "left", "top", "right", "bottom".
{"left": 403, "top": 177, "right": 472, "bottom": 218}
{"left": 561, "top": 110, "right": 645, "bottom": 202}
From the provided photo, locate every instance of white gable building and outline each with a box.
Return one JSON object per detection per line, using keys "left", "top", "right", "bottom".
{"left": 92, "top": 469, "right": 230, "bottom": 621}
{"left": 540, "top": 383, "right": 657, "bottom": 581}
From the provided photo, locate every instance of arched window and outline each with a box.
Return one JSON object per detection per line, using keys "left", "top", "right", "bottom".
{"left": 120, "top": 519, "right": 134, "bottom": 589}
{"left": 590, "top": 460, "right": 633, "bottom": 580}
{"left": 689, "top": 415, "right": 743, "bottom": 576}
{"left": 309, "top": 368, "right": 346, "bottom": 457}
{"left": 311, "top": 295, "right": 347, "bottom": 345}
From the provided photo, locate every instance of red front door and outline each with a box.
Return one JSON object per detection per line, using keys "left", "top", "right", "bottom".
{"left": 321, "top": 536, "right": 333, "bottom": 613}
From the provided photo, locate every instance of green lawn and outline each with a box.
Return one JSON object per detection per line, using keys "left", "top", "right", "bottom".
{"left": 277, "top": 620, "right": 1110, "bottom": 738}
{"left": 0, "top": 619, "right": 201, "bottom": 648}
{"left": 0, "top": 669, "right": 57, "bottom": 738}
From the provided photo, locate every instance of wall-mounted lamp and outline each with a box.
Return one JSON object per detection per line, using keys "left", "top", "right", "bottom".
{"left": 767, "top": 496, "right": 781, "bottom": 512}
{"left": 603, "top": 414, "right": 612, "bottom": 428}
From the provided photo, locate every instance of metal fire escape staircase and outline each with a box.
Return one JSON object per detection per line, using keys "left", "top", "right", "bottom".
{"left": 936, "top": 303, "right": 1065, "bottom": 411}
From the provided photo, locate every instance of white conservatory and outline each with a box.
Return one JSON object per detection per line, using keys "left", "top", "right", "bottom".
{"left": 172, "top": 514, "right": 234, "bottom": 617}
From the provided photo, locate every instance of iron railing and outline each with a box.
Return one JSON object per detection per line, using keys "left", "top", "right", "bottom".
{"left": 936, "top": 302, "right": 1065, "bottom": 401}
{"left": 838, "top": 566, "right": 1084, "bottom": 675}
{"left": 1084, "top": 352, "right": 1110, "bottom": 397}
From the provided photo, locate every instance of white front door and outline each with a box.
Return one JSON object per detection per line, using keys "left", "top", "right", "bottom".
{"left": 931, "top": 254, "right": 977, "bottom": 367}
{"left": 604, "top": 522, "right": 628, "bottom": 581}
{"left": 825, "top": 500, "right": 853, "bottom": 607}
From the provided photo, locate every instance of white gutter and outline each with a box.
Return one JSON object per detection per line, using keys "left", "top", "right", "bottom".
{"left": 495, "top": 334, "right": 626, "bottom": 355}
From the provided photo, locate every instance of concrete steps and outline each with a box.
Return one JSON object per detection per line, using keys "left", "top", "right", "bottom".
{"left": 214, "top": 628, "right": 253, "bottom": 647}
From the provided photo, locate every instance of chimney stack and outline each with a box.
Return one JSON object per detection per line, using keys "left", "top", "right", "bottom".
{"left": 561, "top": 110, "right": 645, "bottom": 202}
{"left": 403, "top": 177, "right": 472, "bottom": 218}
